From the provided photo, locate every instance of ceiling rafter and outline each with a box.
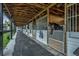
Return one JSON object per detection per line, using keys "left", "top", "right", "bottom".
{"left": 3, "top": 3, "right": 65, "bottom": 26}
{"left": 4, "top": 3, "right": 51, "bottom": 26}
{"left": 28, "top": 4, "right": 56, "bottom": 23}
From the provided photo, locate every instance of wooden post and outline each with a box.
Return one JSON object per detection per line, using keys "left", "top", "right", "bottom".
{"left": 64, "top": 3, "right": 67, "bottom": 56}
{"left": 47, "top": 8, "right": 49, "bottom": 44}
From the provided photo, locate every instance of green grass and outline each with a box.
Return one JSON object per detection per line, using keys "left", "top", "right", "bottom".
{"left": 3, "top": 32, "right": 10, "bottom": 48}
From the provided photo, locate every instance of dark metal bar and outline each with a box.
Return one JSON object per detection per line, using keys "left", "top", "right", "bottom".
{"left": 11, "top": 19, "right": 13, "bottom": 39}
{"left": 0, "top": 3, "right": 3, "bottom": 56}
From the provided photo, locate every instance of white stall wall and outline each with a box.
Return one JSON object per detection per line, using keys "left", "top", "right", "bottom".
{"left": 25, "top": 25, "right": 28, "bottom": 35}
{"left": 26, "top": 29, "right": 33, "bottom": 37}
{"left": 29, "top": 30, "right": 33, "bottom": 37}
{"left": 32, "top": 30, "right": 36, "bottom": 39}
{"left": 23, "top": 29, "right": 26, "bottom": 34}
{"left": 48, "top": 30, "right": 64, "bottom": 53}
{"left": 67, "top": 32, "right": 79, "bottom": 56}
{"left": 36, "top": 30, "right": 47, "bottom": 45}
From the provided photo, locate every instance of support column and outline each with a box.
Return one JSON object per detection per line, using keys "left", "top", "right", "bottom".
{"left": 64, "top": 3, "right": 67, "bottom": 55}
{"left": 10, "top": 17, "right": 12, "bottom": 39}
{"left": 14, "top": 23, "right": 16, "bottom": 33}
{"left": 0, "top": 3, "right": 3, "bottom": 55}
{"left": 47, "top": 9, "right": 49, "bottom": 44}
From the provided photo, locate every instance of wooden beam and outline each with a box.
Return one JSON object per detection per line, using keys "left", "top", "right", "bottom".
{"left": 67, "top": 3, "right": 75, "bottom": 7}
{"left": 5, "top": 4, "right": 54, "bottom": 26}
{"left": 13, "top": 4, "right": 42, "bottom": 13}
{"left": 52, "top": 7, "right": 64, "bottom": 13}
{"left": 49, "top": 9, "right": 64, "bottom": 17}
{"left": 15, "top": 21, "right": 27, "bottom": 23}
{"left": 29, "top": 4, "right": 56, "bottom": 23}
{"left": 4, "top": 4, "right": 11, "bottom": 17}
{"left": 4, "top": 4, "right": 16, "bottom": 26}
{"left": 50, "top": 9, "right": 60, "bottom": 14}
{"left": 28, "top": 3, "right": 48, "bottom": 9}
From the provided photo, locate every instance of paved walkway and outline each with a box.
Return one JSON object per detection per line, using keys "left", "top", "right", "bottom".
{"left": 13, "top": 31, "right": 54, "bottom": 56}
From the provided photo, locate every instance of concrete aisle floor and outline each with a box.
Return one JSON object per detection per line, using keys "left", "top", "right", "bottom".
{"left": 13, "top": 31, "right": 54, "bottom": 56}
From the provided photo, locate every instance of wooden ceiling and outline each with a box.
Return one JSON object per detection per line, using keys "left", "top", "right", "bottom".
{"left": 49, "top": 3, "right": 65, "bottom": 17}
{"left": 3, "top": 3, "right": 65, "bottom": 26}
{"left": 49, "top": 3, "right": 65, "bottom": 25}
{"left": 3, "top": 3, "right": 51, "bottom": 26}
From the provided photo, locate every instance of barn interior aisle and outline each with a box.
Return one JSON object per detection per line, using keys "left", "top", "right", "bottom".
{"left": 1, "top": 3, "right": 79, "bottom": 56}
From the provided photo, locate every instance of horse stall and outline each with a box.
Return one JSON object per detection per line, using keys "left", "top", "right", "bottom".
{"left": 25, "top": 22, "right": 33, "bottom": 37}
{"left": 66, "top": 4, "right": 79, "bottom": 56}
{"left": 47, "top": 4, "right": 65, "bottom": 54}
{"left": 36, "top": 15, "right": 48, "bottom": 45}
{"left": 28, "top": 22, "right": 33, "bottom": 37}
{"left": 32, "top": 19, "right": 36, "bottom": 39}
{"left": 23, "top": 26, "right": 26, "bottom": 34}
{"left": 67, "top": 32, "right": 79, "bottom": 56}
{"left": 25, "top": 24, "right": 31, "bottom": 37}
{"left": 66, "top": 4, "right": 79, "bottom": 32}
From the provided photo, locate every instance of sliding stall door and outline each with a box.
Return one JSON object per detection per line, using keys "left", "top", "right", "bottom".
{"left": 66, "top": 3, "right": 79, "bottom": 56}
{"left": 66, "top": 4, "right": 79, "bottom": 32}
